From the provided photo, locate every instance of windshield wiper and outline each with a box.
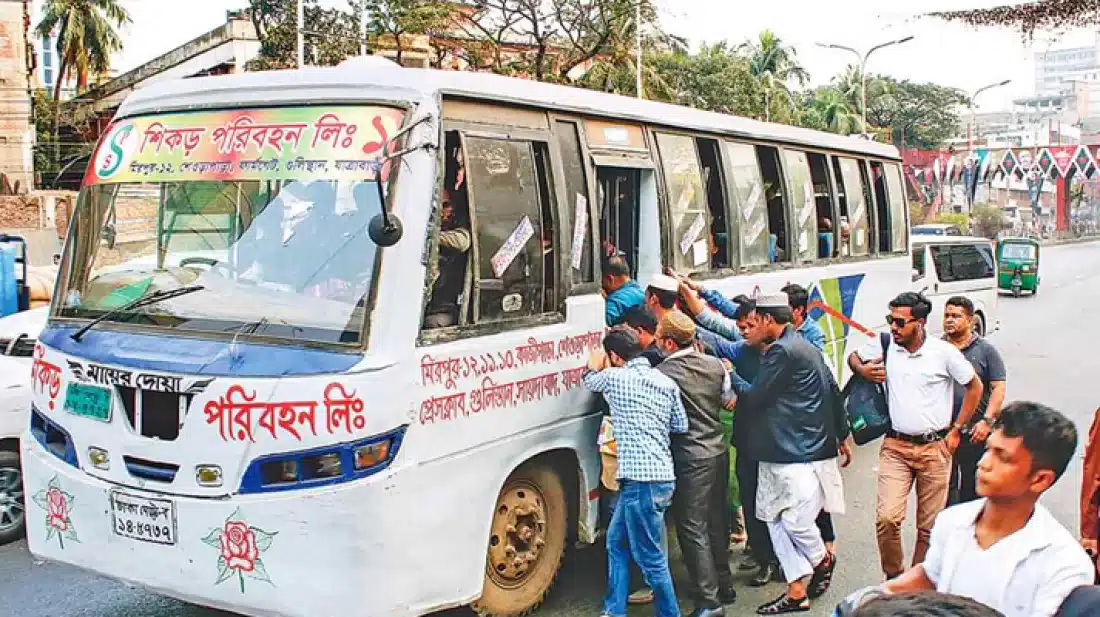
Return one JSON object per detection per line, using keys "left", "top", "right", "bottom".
{"left": 70, "top": 285, "right": 205, "bottom": 342}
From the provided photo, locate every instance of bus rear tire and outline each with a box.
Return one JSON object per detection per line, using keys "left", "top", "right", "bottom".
{"left": 472, "top": 463, "right": 567, "bottom": 617}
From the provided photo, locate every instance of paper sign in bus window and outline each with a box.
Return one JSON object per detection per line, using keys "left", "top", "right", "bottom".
{"left": 691, "top": 239, "right": 708, "bottom": 266}
{"left": 571, "top": 194, "right": 588, "bottom": 271}
{"left": 491, "top": 216, "right": 535, "bottom": 278}
{"left": 744, "top": 217, "right": 767, "bottom": 243}
{"left": 743, "top": 184, "right": 762, "bottom": 220}
{"left": 680, "top": 213, "right": 706, "bottom": 255}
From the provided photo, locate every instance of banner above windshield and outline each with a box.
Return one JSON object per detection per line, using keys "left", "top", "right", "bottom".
{"left": 85, "top": 105, "right": 406, "bottom": 186}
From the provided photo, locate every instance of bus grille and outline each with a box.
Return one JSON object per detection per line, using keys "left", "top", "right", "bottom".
{"left": 116, "top": 387, "right": 194, "bottom": 441}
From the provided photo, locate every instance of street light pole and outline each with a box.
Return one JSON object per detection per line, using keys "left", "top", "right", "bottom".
{"left": 966, "top": 79, "right": 1012, "bottom": 149}
{"left": 816, "top": 36, "right": 915, "bottom": 136}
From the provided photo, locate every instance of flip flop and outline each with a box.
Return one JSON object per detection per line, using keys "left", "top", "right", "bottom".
{"left": 756, "top": 593, "right": 810, "bottom": 615}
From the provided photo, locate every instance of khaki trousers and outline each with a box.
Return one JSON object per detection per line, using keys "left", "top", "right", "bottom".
{"left": 875, "top": 436, "right": 951, "bottom": 577}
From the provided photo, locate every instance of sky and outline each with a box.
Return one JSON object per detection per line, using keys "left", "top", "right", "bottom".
{"left": 99, "top": 0, "right": 1100, "bottom": 114}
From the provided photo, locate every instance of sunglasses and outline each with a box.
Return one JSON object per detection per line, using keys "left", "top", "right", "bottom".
{"left": 886, "top": 315, "right": 918, "bottom": 329}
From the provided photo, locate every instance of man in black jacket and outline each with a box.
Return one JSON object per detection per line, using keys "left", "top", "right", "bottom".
{"left": 732, "top": 292, "right": 851, "bottom": 615}
{"left": 655, "top": 312, "right": 737, "bottom": 617}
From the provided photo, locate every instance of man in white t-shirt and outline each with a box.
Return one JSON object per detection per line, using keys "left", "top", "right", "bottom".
{"left": 848, "top": 292, "right": 983, "bottom": 579}
{"left": 837, "top": 401, "right": 1094, "bottom": 617}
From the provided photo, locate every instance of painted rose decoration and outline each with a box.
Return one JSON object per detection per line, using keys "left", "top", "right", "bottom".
{"left": 202, "top": 508, "right": 277, "bottom": 592}
{"left": 31, "top": 475, "right": 79, "bottom": 549}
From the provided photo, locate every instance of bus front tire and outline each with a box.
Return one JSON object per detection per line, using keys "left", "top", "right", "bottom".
{"left": 473, "top": 463, "right": 567, "bottom": 617}
{"left": 0, "top": 448, "right": 25, "bottom": 546}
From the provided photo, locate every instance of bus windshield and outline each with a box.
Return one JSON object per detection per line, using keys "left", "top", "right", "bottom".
{"left": 58, "top": 179, "right": 384, "bottom": 344}
{"left": 55, "top": 103, "right": 406, "bottom": 346}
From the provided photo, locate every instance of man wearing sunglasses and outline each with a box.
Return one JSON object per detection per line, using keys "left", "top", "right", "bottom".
{"left": 848, "top": 292, "right": 983, "bottom": 581}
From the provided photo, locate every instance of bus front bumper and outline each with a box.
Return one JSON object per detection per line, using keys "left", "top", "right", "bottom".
{"left": 20, "top": 436, "right": 481, "bottom": 617}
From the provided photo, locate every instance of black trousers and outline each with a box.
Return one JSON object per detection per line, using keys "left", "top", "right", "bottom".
{"left": 734, "top": 454, "right": 776, "bottom": 566}
{"left": 673, "top": 452, "right": 734, "bottom": 608}
{"left": 948, "top": 439, "right": 985, "bottom": 506}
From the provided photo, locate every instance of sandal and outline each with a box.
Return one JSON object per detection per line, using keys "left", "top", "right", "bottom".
{"left": 808, "top": 552, "right": 837, "bottom": 599}
{"left": 756, "top": 593, "right": 810, "bottom": 615}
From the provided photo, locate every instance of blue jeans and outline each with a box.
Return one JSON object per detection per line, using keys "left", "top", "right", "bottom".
{"left": 604, "top": 480, "right": 680, "bottom": 617}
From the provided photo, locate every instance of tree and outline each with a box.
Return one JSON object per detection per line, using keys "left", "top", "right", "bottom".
{"left": 802, "top": 86, "right": 862, "bottom": 134}
{"left": 649, "top": 43, "right": 762, "bottom": 115}
{"left": 247, "top": 0, "right": 362, "bottom": 70}
{"left": 929, "top": 0, "right": 1100, "bottom": 39}
{"left": 32, "top": 89, "right": 97, "bottom": 188}
{"left": 456, "top": 0, "right": 651, "bottom": 82}
{"left": 36, "top": 0, "right": 132, "bottom": 101}
{"left": 739, "top": 30, "right": 809, "bottom": 122}
{"left": 363, "top": 0, "right": 454, "bottom": 65}
{"left": 865, "top": 77, "right": 967, "bottom": 149}
{"left": 971, "top": 204, "right": 1008, "bottom": 238}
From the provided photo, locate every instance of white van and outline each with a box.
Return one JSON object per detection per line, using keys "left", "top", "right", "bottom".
{"left": 911, "top": 235, "right": 999, "bottom": 337}
{"left": 0, "top": 306, "right": 47, "bottom": 545}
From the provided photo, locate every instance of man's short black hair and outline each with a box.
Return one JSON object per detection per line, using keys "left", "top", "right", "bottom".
{"left": 854, "top": 592, "right": 1005, "bottom": 617}
{"left": 781, "top": 283, "right": 809, "bottom": 310}
{"left": 757, "top": 305, "right": 793, "bottom": 325}
{"left": 995, "top": 401, "right": 1078, "bottom": 481}
{"left": 604, "top": 257, "right": 631, "bottom": 278}
{"left": 734, "top": 299, "right": 757, "bottom": 320}
{"left": 602, "top": 326, "right": 643, "bottom": 362}
{"left": 889, "top": 291, "right": 933, "bottom": 320}
{"left": 646, "top": 286, "right": 678, "bottom": 310}
{"left": 622, "top": 306, "right": 658, "bottom": 335}
{"left": 945, "top": 296, "right": 975, "bottom": 317}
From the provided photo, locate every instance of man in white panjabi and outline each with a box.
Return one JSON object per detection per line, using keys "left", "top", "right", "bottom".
{"left": 728, "top": 292, "right": 852, "bottom": 615}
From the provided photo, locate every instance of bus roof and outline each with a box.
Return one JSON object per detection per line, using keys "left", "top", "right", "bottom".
{"left": 115, "top": 56, "right": 901, "bottom": 161}
{"left": 911, "top": 234, "right": 993, "bottom": 245}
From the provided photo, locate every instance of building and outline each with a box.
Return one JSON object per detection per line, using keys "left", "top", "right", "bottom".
{"left": 0, "top": 0, "right": 35, "bottom": 193}
{"left": 1034, "top": 36, "right": 1100, "bottom": 97}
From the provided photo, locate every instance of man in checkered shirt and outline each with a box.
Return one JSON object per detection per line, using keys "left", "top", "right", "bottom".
{"left": 585, "top": 326, "right": 688, "bottom": 617}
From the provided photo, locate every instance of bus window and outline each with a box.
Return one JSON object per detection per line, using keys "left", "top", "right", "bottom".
{"left": 656, "top": 132, "right": 710, "bottom": 273}
{"left": 597, "top": 167, "right": 641, "bottom": 275}
{"left": 696, "top": 137, "right": 730, "bottom": 269}
{"left": 835, "top": 157, "right": 870, "bottom": 257}
{"left": 463, "top": 135, "right": 559, "bottom": 324}
{"left": 554, "top": 119, "right": 595, "bottom": 285}
{"left": 807, "top": 152, "right": 837, "bottom": 258}
{"left": 756, "top": 145, "right": 789, "bottom": 263}
{"left": 424, "top": 132, "right": 473, "bottom": 329}
{"left": 782, "top": 149, "right": 818, "bottom": 262}
{"left": 724, "top": 141, "right": 769, "bottom": 267}
{"left": 884, "top": 162, "right": 909, "bottom": 253}
{"left": 869, "top": 161, "right": 891, "bottom": 253}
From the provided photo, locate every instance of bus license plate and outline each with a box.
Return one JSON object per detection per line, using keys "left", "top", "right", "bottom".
{"left": 110, "top": 491, "right": 177, "bottom": 545}
{"left": 63, "top": 383, "right": 112, "bottom": 422}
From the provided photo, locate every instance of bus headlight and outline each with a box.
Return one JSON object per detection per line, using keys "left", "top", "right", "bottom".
{"left": 195, "top": 465, "right": 223, "bottom": 487}
{"left": 88, "top": 447, "right": 110, "bottom": 470}
{"left": 354, "top": 440, "right": 391, "bottom": 470}
{"left": 239, "top": 426, "right": 406, "bottom": 494}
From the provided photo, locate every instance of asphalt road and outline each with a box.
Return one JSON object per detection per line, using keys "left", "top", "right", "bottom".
{"left": 2, "top": 240, "right": 1097, "bottom": 617}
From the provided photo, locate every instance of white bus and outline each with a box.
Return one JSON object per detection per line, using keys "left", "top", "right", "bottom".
{"left": 23, "top": 57, "right": 910, "bottom": 617}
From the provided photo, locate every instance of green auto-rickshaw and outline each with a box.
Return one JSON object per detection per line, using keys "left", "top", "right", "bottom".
{"left": 996, "top": 236, "right": 1040, "bottom": 296}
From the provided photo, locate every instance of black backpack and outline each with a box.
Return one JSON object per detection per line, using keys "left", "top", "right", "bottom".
{"left": 841, "top": 332, "right": 892, "bottom": 446}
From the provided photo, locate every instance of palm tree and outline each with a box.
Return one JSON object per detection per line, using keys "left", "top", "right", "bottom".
{"left": 740, "top": 30, "right": 810, "bottom": 87}
{"left": 740, "top": 30, "right": 809, "bottom": 122}
{"left": 37, "top": 0, "right": 132, "bottom": 101}
{"left": 808, "top": 87, "right": 862, "bottom": 134}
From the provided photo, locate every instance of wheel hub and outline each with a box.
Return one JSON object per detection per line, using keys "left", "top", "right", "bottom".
{"left": 486, "top": 482, "right": 547, "bottom": 586}
{"left": 0, "top": 466, "right": 24, "bottom": 533}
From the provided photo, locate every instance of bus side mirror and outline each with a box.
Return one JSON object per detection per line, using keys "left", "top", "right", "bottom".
{"left": 368, "top": 213, "right": 403, "bottom": 247}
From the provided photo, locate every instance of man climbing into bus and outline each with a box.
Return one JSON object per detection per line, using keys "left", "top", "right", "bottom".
{"left": 646, "top": 274, "right": 683, "bottom": 322}
{"left": 655, "top": 312, "right": 738, "bottom": 616}
{"left": 584, "top": 327, "right": 687, "bottom": 617}
{"left": 603, "top": 256, "right": 645, "bottom": 326}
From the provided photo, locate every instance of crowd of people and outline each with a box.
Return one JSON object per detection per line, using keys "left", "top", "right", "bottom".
{"left": 586, "top": 256, "right": 1099, "bottom": 617}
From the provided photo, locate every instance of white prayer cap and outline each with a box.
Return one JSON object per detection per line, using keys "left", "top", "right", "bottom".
{"left": 755, "top": 291, "right": 789, "bottom": 309}
{"left": 647, "top": 274, "right": 680, "bottom": 293}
